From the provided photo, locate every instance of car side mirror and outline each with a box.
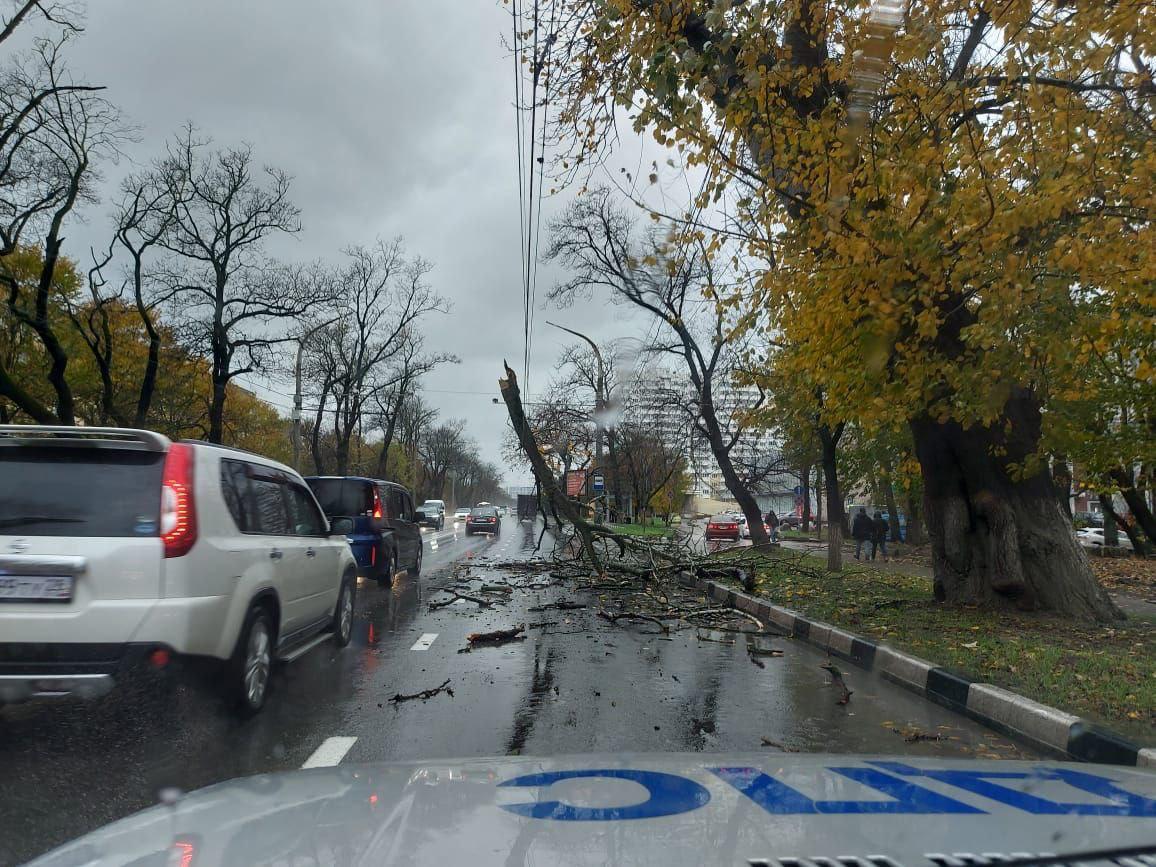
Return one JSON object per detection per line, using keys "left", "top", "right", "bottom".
{"left": 329, "top": 517, "right": 354, "bottom": 536}
{"left": 413, "top": 510, "right": 426, "bottom": 523}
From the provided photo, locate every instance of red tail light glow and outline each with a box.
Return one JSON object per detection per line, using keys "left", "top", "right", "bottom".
{"left": 161, "top": 443, "right": 197, "bottom": 558}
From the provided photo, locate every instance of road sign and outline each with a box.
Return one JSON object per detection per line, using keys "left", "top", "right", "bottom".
{"left": 592, "top": 473, "right": 605, "bottom": 493}
{"left": 565, "top": 469, "right": 587, "bottom": 497}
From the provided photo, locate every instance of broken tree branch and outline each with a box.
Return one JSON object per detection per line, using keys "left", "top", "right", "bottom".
{"left": 389, "top": 679, "right": 454, "bottom": 703}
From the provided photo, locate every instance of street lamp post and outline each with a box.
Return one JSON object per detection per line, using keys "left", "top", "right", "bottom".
{"left": 546, "top": 320, "right": 607, "bottom": 520}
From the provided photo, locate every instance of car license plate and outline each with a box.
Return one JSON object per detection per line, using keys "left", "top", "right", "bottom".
{"left": 0, "top": 575, "right": 74, "bottom": 602}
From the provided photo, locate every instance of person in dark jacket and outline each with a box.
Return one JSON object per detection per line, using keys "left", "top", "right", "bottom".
{"left": 851, "top": 507, "right": 872, "bottom": 560}
{"left": 765, "top": 510, "right": 779, "bottom": 542}
{"left": 871, "top": 510, "right": 889, "bottom": 561}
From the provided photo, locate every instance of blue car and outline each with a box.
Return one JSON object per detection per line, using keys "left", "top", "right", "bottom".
{"left": 305, "top": 476, "right": 423, "bottom": 584}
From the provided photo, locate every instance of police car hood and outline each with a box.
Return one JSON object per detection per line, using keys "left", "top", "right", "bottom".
{"left": 30, "top": 753, "right": 1156, "bottom": 866}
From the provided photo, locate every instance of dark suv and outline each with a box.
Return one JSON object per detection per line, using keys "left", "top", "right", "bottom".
{"left": 305, "top": 476, "right": 423, "bottom": 584}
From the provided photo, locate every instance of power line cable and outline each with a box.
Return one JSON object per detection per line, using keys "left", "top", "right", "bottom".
{"left": 521, "top": 0, "right": 542, "bottom": 395}
{"left": 511, "top": 0, "right": 528, "bottom": 383}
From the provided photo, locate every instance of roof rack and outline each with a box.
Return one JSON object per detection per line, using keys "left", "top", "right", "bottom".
{"left": 178, "top": 438, "right": 271, "bottom": 461}
{"left": 0, "top": 425, "right": 169, "bottom": 452}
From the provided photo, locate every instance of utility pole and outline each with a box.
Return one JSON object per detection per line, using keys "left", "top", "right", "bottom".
{"left": 292, "top": 317, "right": 338, "bottom": 471}
{"left": 547, "top": 320, "right": 606, "bottom": 519}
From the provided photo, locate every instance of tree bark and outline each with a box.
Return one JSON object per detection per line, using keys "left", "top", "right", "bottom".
{"left": 1052, "top": 454, "right": 1073, "bottom": 518}
{"left": 0, "top": 362, "right": 57, "bottom": 423}
{"left": 911, "top": 389, "right": 1120, "bottom": 621}
{"left": 818, "top": 423, "right": 845, "bottom": 572}
{"left": 132, "top": 256, "right": 161, "bottom": 427}
{"left": 1099, "top": 493, "right": 1125, "bottom": 547}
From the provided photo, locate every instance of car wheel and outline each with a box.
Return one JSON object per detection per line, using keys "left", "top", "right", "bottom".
{"left": 377, "top": 549, "right": 396, "bottom": 586}
{"left": 229, "top": 605, "right": 274, "bottom": 717}
{"left": 332, "top": 574, "right": 355, "bottom": 647}
{"left": 412, "top": 543, "right": 422, "bottom": 577}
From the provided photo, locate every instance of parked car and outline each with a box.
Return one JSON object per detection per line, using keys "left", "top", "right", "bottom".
{"left": 453, "top": 507, "right": 472, "bottom": 523}
{"left": 0, "top": 425, "right": 358, "bottom": 715}
{"left": 741, "top": 520, "right": 770, "bottom": 540}
{"left": 465, "top": 505, "right": 501, "bottom": 536}
{"left": 1077, "top": 527, "right": 1133, "bottom": 550}
{"left": 418, "top": 499, "right": 446, "bottom": 530}
{"left": 305, "top": 476, "right": 424, "bottom": 584}
{"left": 704, "top": 514, "right": 740, "bottom": 541}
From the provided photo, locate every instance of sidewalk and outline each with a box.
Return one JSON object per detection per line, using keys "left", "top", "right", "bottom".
{"left": 778, "top": 538, "right": 1156, "bottom": 623}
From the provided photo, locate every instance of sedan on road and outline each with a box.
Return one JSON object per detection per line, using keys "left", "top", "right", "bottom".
{"left": 465, "top": 506, "right": 501, "bottom": 536}
{"left": 453, "top": 507, "right": 472, "bottom": 523}
{"left": 704, "top": 514, "right": 740, "bottom": 541}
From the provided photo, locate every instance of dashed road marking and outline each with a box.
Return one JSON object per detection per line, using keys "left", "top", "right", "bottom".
{"left": 411, "top": 633, "right": 439, "bottom": 651}
{"left": 301, "top": 736, "right": 357, "bottom": 769}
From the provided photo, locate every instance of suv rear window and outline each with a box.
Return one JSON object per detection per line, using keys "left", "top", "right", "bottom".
{"left": 305, "top": 478, "right": 373, "bottom": 518}
{"left": 0, "top": 446, "right": 164, "bottom": 537}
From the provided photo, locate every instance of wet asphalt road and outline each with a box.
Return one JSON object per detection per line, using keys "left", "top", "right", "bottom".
{"left": 0, "top": 520, "right": 1032, "bottom": 865}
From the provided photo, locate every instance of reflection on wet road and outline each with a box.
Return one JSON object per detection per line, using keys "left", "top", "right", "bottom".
{"left": 0, "top": 519, "right": 1031, "bottom": 865}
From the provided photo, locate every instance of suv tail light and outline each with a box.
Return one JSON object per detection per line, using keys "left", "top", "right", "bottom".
{"left": 161, "top": 443, "right": 197, "bottom": 558}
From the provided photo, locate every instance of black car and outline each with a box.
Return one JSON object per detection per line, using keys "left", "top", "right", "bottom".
{"left": 465, "top": 505, "right": 501, "bottom": 536}
{"left": 305, "top": 476, "right": 424, "bottom": 584}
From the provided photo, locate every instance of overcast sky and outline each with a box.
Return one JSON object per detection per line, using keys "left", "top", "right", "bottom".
{"left": 58, "top": 0, "right": 667, "bottom": 485}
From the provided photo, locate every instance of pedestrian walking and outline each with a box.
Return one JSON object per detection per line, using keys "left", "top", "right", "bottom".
{"left": 871, "top": 510, "right": 889, "bottom": 561}
{"left": 765, "top": 510, "right": 779, "bottom": 542}
{"left": 851, "top": 506, "right": 872, "bottom": 560}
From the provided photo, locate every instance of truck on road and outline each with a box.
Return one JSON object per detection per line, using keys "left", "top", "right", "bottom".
{"left": 517, "top": 494, "right": 537, "bottom": 522}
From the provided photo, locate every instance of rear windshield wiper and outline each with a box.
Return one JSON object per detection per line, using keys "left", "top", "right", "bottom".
{"left": 0, "top": 516, "right": 84, "bottom": 529}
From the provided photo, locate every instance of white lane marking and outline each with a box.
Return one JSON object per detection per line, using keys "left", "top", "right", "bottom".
{"left": 411, "top": 632, "right": 439, "bottom": 651}
{"left": 301, "top": 736, "right": 357, "bottom": 769}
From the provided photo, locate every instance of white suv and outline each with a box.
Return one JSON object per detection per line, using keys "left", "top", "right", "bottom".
{"left": 0, "top": 426, "right": 358, "bottom": 715}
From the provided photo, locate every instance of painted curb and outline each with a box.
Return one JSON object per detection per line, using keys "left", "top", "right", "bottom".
{"left": 697, "top": 577, "right": 1148, "bottom": 766}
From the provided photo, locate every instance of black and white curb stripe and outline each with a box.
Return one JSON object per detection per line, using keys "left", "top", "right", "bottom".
{"left": 693, "top": 576, "right": 1156, "bottom": 768}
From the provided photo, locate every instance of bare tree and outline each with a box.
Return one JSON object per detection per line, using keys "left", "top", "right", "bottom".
{"left": 150, "top": 125, "right": 319, "bottom": 442}
{"left": 109, "top": 165, "right": 183, "bottom": 425}
{"left": 306, "top": 239, "right": 449, "bottom": 474}
{"left": 369, "top": 332, "right": 456, "bottom": 478}
{"left": 0, "top": 14, "right": 126, "bottom": 423}
{"left": 547, "top": 187, "right": 769, "bottom": 543}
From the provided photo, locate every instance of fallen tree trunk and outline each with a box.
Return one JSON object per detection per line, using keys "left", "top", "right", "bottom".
{"left": 499, "top": 362, "right": 623, "bottom": 571}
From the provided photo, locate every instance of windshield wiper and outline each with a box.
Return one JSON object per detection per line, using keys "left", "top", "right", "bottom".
{"left": 0, "top": 516, "right": 84, "bottom": 529}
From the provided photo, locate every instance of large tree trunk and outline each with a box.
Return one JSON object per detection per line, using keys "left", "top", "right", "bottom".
{"left": 698, "top": 413, "right": 768, "bottom": 545}
{"left": 911, "top": 390, "right": 1120, "bottom": 621}
{"left": 1100, "top": 493, "right": 1121, "bottom": 546}
{"left": 0, "top": 363, "right": 57, "bottom": 423}
{"left": 818, "top": 423, "right": 844, "bottom": 572}
{"left": 1053, "top": 454, "right": 1073, "bottom": 518}
{"left": 208, "top": 376, "right": 227, "bottom": 444}
{"left": 133, "top": 268, "right": 161, "bottom": 427}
